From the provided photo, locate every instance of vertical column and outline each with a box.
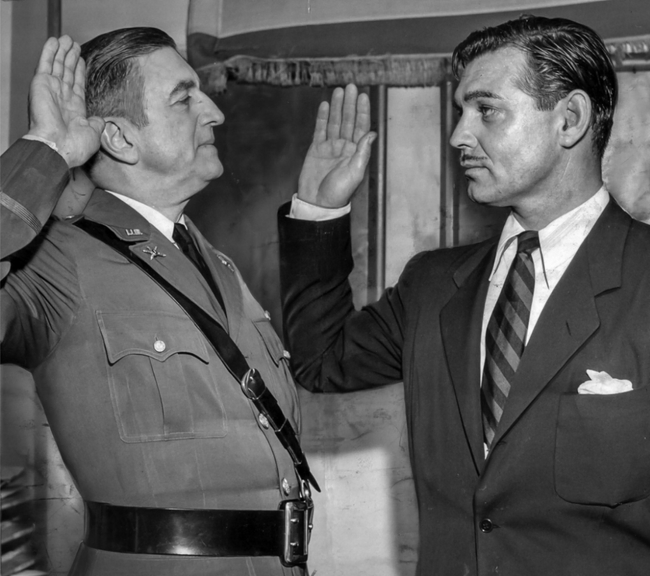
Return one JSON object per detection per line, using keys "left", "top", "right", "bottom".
{"left": 367, "top": 85, "right": 388, "bottom": 303}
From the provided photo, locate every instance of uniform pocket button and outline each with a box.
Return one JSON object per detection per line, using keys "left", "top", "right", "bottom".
{"left": 480, "top": 519, "right": 494, "bottom": 533}
{"left": 153, "top": 340, "right": 166, "bottom": 352}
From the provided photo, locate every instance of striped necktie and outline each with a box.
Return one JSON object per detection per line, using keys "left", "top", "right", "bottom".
{"left": 481, "top": 230, "right": 539, "bottom": 449}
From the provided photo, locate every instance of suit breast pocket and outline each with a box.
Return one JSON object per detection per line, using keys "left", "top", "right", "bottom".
{"left": 97, "top": 311, "right": 228, "bottom": 442}
{"left": 554, "top": 385, "right": 650, "bottom": 506}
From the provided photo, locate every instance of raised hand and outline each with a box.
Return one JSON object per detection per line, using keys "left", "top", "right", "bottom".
{"left": 298, "top": 84, "right": 376, "bottom": 208}
{"left": 27, "top": 36, "right": 104, "bottom": 168}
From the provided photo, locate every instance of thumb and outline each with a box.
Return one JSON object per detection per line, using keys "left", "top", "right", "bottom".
{"left": 350, "top": 131, "right": 377, "bottom": 173}
{"left": 87, "top": 116, "right": 106, "bottom": 136}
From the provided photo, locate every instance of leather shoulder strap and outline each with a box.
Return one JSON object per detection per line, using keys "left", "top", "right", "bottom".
{"left": 74, "top": 218, "right": 319, "bottom": 492}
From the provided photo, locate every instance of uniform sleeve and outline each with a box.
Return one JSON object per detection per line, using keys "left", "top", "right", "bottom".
{"left": 1, "top": 139, "right": 70, "bottom": 262}
{"left": 1, "top": 139, "right": 77, "bottom": 368}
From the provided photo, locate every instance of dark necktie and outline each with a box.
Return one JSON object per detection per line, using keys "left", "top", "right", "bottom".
{"left": 481, "top": 230, "right": 539, "bottom": 449}
{"left": 173, "top": 222, "right": 226, "bottom": 313}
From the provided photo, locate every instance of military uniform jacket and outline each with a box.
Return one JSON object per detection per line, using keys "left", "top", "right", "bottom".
{"left": 1, "top": 140, "right": 304, "bottom": 576}
{"left": 278, "top": 200, "right": 650, "bottom": 576}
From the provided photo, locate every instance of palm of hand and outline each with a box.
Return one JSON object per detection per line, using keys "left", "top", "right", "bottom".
{"left": 299, "top": 138, "right": 365, "bottom": 208}
{"left": 29, "top": 72, "right": 101, "bottom": 166}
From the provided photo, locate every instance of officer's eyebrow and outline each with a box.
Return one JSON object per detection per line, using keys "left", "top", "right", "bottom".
{"left": 169, "top": 79, "right": 197, "bottom": 99}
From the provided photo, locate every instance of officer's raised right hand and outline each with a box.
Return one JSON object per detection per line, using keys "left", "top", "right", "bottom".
{"left": 27, "top": 36, "right": 104, "bottom": 168}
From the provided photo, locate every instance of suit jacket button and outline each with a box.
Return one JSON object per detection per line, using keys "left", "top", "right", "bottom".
{"left": 153, "top": 340, "right": 166, "bottom": 352}
{"left": 480, "top": 519, "right": 494, "bottom": 533}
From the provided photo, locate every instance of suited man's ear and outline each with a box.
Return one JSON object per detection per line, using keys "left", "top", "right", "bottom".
{"left": 557, "top": 90, "right": 592, "bottom": 150}
{"left": 100, "top": 119, "right": 139, "bottom": 165}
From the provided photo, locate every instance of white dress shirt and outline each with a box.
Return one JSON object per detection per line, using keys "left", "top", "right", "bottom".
{"left": 481, "top": 187, "right": 609, "bottom": 377}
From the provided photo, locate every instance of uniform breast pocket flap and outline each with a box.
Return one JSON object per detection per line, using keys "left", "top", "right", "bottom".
{"left": 97, "top": 311, "right": 228, "bottom": 442}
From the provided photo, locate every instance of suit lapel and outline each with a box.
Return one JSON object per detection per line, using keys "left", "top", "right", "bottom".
{"left": 440, "top": 240, "right": 497, "bottom": 474}
{"left": 491, "top": 200, "right": 630, "bottom": 447}
{"left": 82, "top": 190, "right": 228, "bottom": 329}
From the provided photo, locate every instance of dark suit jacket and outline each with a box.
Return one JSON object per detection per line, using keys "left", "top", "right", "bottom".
{"left": 278, "top": 199, "right": 650, "bottom": 576}
{"left": 1, "top": 140, "right": 305, "bottom": 576}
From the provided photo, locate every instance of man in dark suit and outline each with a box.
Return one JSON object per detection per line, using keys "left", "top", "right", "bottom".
{"left": 279, "top": 16, "right": 650, "bottom": 576}
{"left": 2, "top": 29, "right": 314, "bottom": 575}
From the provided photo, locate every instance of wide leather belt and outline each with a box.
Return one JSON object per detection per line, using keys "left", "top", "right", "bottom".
{"left": 84, "top": 500, "right": 311, "bottom": 566}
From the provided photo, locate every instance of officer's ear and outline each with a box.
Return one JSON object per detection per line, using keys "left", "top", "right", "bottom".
{"left": 99, "top": 118, "right": 139, "bottom": 165}
{"left": 557, "top": 90, "right": 592, "bottom": 149}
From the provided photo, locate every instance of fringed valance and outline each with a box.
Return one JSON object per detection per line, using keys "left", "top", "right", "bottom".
{"left": 196, "top": 36, "right": 649, "bottom": 95}
{"left": 197, "top": 54, "right": 451, "bottom": 96}
{"left": 187, "top": 0, "right": 650, "bottom": 94}
{"left": 607, "top": 36, "right": 650, "bottom": 68}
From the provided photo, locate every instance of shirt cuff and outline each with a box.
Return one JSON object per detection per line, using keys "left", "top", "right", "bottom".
{"left": 288, "top": 194, "right": 351, "bottom": 221}
{"left": 22, "top": 135, "right": 60, "bottom": 153}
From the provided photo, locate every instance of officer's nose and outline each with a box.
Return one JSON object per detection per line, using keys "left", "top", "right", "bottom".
{"left": 201, "top": 92, "right": 225, "bottom": 127}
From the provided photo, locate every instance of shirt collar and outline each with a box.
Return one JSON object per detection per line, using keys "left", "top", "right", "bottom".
{"left": 105, "top": 191, "right": 187, "bottom": 242}
{"left": 490, "top": 186, "right": 610, "bottom": 281}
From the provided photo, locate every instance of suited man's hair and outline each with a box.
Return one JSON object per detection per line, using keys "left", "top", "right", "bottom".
{"left": 81, "top": 27, "right": 177, "bottom": 128}
{"left": 451, "top": 15, "right": 617, "bottom": 160}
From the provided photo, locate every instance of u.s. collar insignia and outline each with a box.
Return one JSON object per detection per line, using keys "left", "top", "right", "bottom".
{"left": 125, "top": 228, "right": 143, "bottom": 236}
{"left": 142, "top": 245, "right": 166, "bottom": 260}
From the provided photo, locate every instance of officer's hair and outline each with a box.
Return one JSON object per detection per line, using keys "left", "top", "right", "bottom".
{"left": 451, "top": 15, "right": 617, "bottom": 159}
{"left": 81, "top": 27, "right": 176, "bottom": 129}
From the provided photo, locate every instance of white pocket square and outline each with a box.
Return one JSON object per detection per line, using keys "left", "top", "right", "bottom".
{"left": 577, "top": 370, "right": 634, "bottom": 395}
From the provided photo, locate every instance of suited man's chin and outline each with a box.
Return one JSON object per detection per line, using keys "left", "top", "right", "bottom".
{"left": 466, "top": 182, "right": 498, "bottom": 206}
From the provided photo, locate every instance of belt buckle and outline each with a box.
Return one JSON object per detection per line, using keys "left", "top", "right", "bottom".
{"left": 280, "top": 499, "right": 311, "bottom": 566}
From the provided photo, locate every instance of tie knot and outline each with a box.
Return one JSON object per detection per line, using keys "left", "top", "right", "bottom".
{"left": 517, "top": 230, "right": 539, "bottom": 256}
{"left": 173, "top": 222, "right": 192, "bottom": 245}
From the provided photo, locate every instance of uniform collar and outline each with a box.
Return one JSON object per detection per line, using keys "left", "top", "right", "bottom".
{"left": 105, "top": 190, "right": 187, "bottom": 243}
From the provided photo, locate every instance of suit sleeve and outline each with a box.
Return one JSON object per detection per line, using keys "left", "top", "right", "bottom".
{"left": 278, "top": 202, "right": 410, "bottom": 393}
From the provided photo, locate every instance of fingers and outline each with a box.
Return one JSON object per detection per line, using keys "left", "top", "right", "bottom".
{"left": 314, "top": 84, "right": 371, "bottom": 146}
{"left": 72, "top": 55, "right": 87, "bottom": 102}
{"left": 353, "top": 92, "right": 371, "bottom": 144}
{"left": 340, "top": 84, "right": 358, "bottom": 141}
{"left": 62, "top": 41, "right": 81, "bottom": 89}
{"left": 36, "top": 37, "right": 60, "bottom": 75}
{"left": 52, "top": 35, "right": 74, "bottom": 79}
{"left": 326, "top": 87, "right": 344, "bottom": 141}
{"left": 312, "top": 101, "right": 330, "bottom": 144}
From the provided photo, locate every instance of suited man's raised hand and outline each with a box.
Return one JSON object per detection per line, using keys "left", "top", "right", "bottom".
{"left": 27, "top": 36, "right": 105, "bottom": 168}
{"left": 298, "top": 84, "right": 376, "bottom": 208}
